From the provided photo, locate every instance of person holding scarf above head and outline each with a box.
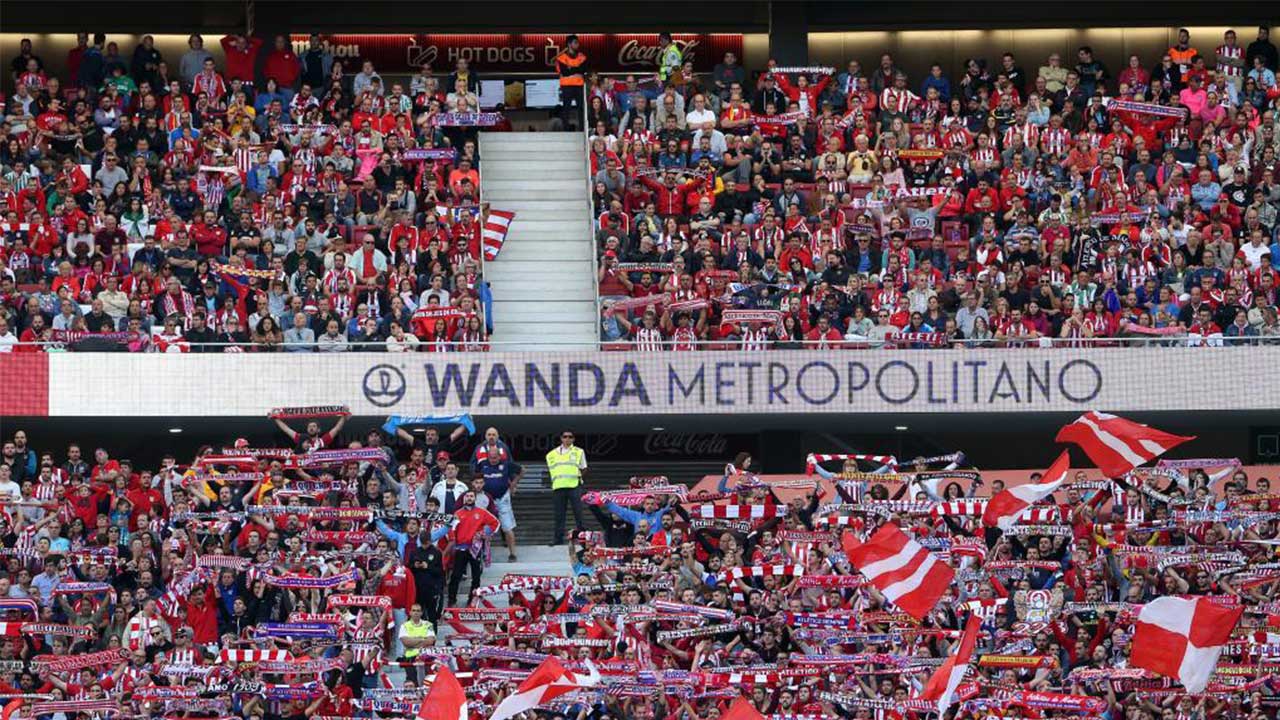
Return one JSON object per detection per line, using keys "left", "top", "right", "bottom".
{"left": 772, "top": 67, "right": 833, "bottom": 118}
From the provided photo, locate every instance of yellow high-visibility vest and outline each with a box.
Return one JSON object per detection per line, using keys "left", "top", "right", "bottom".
{"left": 401, "top": 619, "right": 434, "bottom": 659}
{"left": 546, "top": 446, "right": 585, "bottom": 490}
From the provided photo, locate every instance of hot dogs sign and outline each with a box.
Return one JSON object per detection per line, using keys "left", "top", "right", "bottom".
{"left": 291, "top": 33, "right": 743, "bottom": 74}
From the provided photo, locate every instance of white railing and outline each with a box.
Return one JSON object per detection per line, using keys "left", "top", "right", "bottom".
{"left": 10, "top": 334, "right": 1280, "bottom": 352}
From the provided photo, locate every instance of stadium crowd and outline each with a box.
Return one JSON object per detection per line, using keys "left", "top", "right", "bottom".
{"left": 2, "top": 412, "right": 1279, "bottom": 719}
{"left": 1, "top": 33, "right": 503, "bottom": 353}
{"left": 591, "top": 27, "right": 1280, "bottom": 349}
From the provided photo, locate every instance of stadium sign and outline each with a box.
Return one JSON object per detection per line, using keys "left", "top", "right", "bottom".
{"left": 4, "top": 348, "right": 1274, "bottom": 417}
{"left": 290, "top": 33, "right": 744, "bottom": 74}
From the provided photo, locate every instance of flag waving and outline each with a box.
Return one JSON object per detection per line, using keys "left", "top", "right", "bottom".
{"left": 416, "top": 664, "right": 466, "bottom": 720}
{"left": 1130, "top": 596, "right": 1242, "bottom": 693}
{"left": 720, "top": 695, "right": 766, "bottom": 720}
{"left": 1055, "top": 411, "right": 1194, "bottom": 478}
{"left": 482, "top": 209, "right": 516, "bottom": 261}
{"left": 982, "top": 451, "right": 1070, "bottom": 531}
{"left": 842, "top": 523, "right": 954, "bottom": 620}
{"left": 916, "top": 613, "right": 982, "bottom": 715}
{"left": 488, "top": 657, "right": 600, "bottom": 720}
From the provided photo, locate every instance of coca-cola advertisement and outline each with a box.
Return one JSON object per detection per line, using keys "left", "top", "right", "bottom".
{"left": 290, "top": 33, "right": 744, "bottom": 75}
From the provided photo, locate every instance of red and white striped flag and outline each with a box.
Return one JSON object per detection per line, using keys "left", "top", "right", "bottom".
{"left": 489, "top": 656, "right": 600, "bottom": 720}
{"left": 982, "top": 451, "right": 1070, "bottom": 531}
{"left": 417, "top": 664, "right": 467, "bottom": 720}
{"left": 1055, "top": 411, "right": 1194, "bottom": 478}
{"left": 482, "top": 209, "right": 516, "bottom": 261}
{"left": 842, "top": 523, "right": 954, "bottom": 620}
{"left": 916, "top": 613, "right": 981, "bottom": 715}
{"left": 1131, "top": 596, "right": 1241, "bottom": 693}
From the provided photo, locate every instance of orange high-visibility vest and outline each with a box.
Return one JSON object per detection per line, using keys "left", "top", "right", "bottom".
{"left": 556, "top": 51, "right": 586, "bottom": 87}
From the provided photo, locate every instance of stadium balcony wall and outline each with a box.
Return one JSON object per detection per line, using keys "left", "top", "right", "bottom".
{"left": 3, "top": 347, "right": 1279, "bottom": 419}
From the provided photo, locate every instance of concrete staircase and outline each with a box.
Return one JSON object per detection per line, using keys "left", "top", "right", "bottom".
{"left": 479, "top": 132, "right": 598, "bottom": 349}
{"left": 505, "top": 461, "right": 728, "bottom": 544}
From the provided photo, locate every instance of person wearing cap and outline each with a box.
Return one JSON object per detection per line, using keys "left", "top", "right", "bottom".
{"left": 753, "top": 67, "right": 787, "bottom": 114}
{"left": 546, "top": 430, "right": 587, "bottom": 546}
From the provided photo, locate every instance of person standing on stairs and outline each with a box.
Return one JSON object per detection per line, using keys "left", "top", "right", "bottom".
{"left": 474, "top": 447, "right": 523, "bottom": 562}
{"left": 446, "top": 490, "right": 499, "bottom": 606}
{"left": 546, "top": 430, "right": 587, "bottom": 545}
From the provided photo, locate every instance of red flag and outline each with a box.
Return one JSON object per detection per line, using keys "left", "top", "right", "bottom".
{"left": 1055, "top": 411, "right": 1194, "bottom": 478}
{"left": 482, "top": 209, "right": 516, "bottom": 261}
{"left": 916, "top": 613, "right": 982, "bottom": 715}
{"left": 720, "top": 696, "right": 766, "bottom": 720}
{"left": 842, "top": 523, "right": 954, "bottom": 620}
{"left": 1131, "top": 596, "right": 1242, "bottom": 693}
{"left": 416, "top": 664, "right": 466, "bottom": 720}
{"left": 982, "top": 451, "right": 1070, "bottom": 531}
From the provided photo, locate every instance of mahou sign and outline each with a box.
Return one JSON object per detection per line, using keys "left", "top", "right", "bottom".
{"left": 290, "top": 33, "right": 744, "bottom": 74}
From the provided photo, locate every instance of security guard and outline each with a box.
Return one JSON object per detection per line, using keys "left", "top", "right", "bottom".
{"left": 397, "top": 603, "right": 435, "bottom": 684}
{"left": 545, "top": 429, "right": 587, "bottom": 545}
{"left": 555, "top": 34, "right": 587, "bottom": 128}
{"left": 657, "top": 32, "right": 683, "bottom": 83}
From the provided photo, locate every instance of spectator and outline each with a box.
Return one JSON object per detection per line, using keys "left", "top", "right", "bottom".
{"left": 177, "top": 33, "right": 212, "bottom": 89}
{"left": 282, "top": 312, "right": 314, "bottom": 352}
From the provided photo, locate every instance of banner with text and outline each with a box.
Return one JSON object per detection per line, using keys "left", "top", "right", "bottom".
{"left": 36, "top": 348, "right": 1279, "bottom": 417}
{"left": 290, "top": 33, "right": 743, "bottom": 74}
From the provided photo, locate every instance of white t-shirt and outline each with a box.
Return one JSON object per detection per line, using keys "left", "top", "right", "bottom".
{"left": 685, "top": 108, "right": 717, "bottom": 129}
{"left": 0, "top": 331, "right": 16, "bottom": 352}
{"left": 0, "top": 480, "right": 21, "bottom": 502}
{"left": 1240, "top": 241, "right": 1269, "bottom": 270}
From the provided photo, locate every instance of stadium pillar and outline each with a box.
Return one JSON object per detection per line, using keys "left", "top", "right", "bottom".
{"left": 767, "top": 1, "right": 810, "bottom": 66}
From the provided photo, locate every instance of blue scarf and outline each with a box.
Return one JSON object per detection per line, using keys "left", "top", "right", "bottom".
{"left": 381, "top": 413, "right": 476, "bottom": 437}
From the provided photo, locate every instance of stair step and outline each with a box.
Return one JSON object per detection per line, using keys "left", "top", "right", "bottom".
{"left": 481, "top": 153, "right": 588, "bottom": 165}
{"left": 483, "top": 178, "right": 584, "bottom": 190}
{"left": 493, "top": 245, "right": 592, "bottom": 262}
{"left": 503, "top": 229, "right": 586, "bottom": 241}
{"left": 492, "top": 320, "right": 598, "bottom": 334}
{"left": 493, "top": 302, "right": 598, "bottom": 323}
{"left": 482, "top": 134, "right": 583, "bottom": 147}
{"left": 489, "top": 239, "right": 590, "bottom": 250}
{"left": 482, "top": 160, "right": 585, "bottom": 174}
{"left": 494, "top": 210, "right": 590, "bottom": 223}
{"left": 481, "top": 180, "right": 586, "bottom": 197}
{"left": 480, "top": 193, "right": 586, "bottom": 204}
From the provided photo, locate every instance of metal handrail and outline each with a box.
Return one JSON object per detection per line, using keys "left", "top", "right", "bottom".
{"left": 9, "top": 334, "right": 1279, "bottom": 351}
{"left": 582, "top": 86, "right": 603, "bottom": 350}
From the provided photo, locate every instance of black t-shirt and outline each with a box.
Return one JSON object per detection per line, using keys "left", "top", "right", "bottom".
{"left": 49, "top": 131, "right": 79, "bottom": 158}
{"left": 166, "top": 247, "right": 199, "bottom": 282}
{"left": 1001, "top": 286, "right": 1031, "bottom": 311}
{"left": 405, "top": 433, "right": 466, "bottom": 464}
{"left": 10, "top": 54, "right": 40, "bottom": 76}
{"left": 1222, "top": 181, "right": 1252, "bottom": 207}
{"left": 83, "top": 311, "right": 115, "bottom": 333}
